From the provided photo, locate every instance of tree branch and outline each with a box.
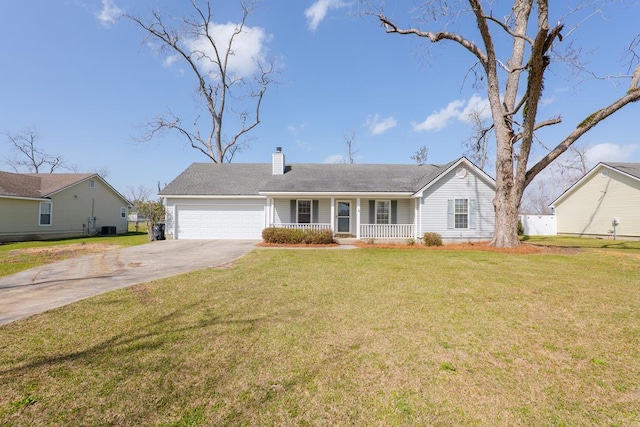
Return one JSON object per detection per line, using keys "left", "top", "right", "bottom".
{"left": 525, "top": 76, "right": 640, "bottom": 186}
{"left": 377, "top": 14, "right": 488, "bottom": 66}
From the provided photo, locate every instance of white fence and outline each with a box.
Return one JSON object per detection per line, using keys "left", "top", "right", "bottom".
{"left": 519, "top": 215, "right": 557, "bottom": 236}
{"left": 273, "top": 223, "right": 332, "bottom": 231}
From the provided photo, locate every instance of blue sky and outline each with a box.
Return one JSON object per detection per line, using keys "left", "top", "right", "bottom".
{"left": 1, "top": 0, "right": 638, "bottom": 198}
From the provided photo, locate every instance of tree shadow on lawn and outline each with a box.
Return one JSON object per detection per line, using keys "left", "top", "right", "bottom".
{"left": 0, "top": 302, "right": 265, "bottom": 378}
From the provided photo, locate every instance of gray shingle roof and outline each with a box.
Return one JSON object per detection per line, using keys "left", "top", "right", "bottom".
{"left": 603, "top": 163, "right": 640, "bottom": 180}
{"left": 160, "top": 163, "right": 274, "bottom": 196}
{"left": 159, "top": 159, "right": 470, "bottom": 196}
{"left": 0, "top": 171, "right": 95, "bottom": 198}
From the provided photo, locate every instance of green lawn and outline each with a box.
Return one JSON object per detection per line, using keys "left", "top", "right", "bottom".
{"left": 1, "top": 246, "right": 639, "bottom": 425}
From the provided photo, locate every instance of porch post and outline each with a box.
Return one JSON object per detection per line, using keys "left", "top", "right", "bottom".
{"left": 330, "top": 197, "right": 335, "bottom": 236}
{"left": 266, "top": 196, "right": 272, "bottom": 227}
{"left": 415, "top": 197, "right": 420, "bottom": 239}
{"left": 356, "top": 197, "right": 361, "bottom": 239}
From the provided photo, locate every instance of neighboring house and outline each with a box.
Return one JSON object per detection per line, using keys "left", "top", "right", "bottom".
{"left": 159, "top": 148, "right": 496, "bottom": 242}
{"left": 551, "top": 162, "right": 640, "bottom": 239}
{"left": 0, "top": 172, "right": 131, "bottom": 242}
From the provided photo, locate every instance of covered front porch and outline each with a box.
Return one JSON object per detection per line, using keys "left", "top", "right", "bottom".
{"left": 266, "top": 195, "right": 418, "bottom": 240}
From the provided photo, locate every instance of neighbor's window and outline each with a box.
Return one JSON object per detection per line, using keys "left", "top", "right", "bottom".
{"left": 89, "top": 179, "right": 95, "bottom": 188}
{"left": 454, "top": 199, "right": 468, "bottom": 229}
{"left": 120, "top": 207, "right": 127, "bottom": 219}
{"left": 375, "top": 200, "right": 390, "bottom": 224}
{"left": 39, "top": 202, "right": 52, "bottom": 226}
{"left": 297, "top": 200, "right": 311, "bottom": 223}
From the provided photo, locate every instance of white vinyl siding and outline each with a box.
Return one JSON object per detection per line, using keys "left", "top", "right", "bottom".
{"left": 421, "top": 165, "right": 494, "bottom": 240}
{"left": 272, "top": 199, "right": 331, "bottom": 224}
{"left": 361, "top": 199, "right": 413, "bottom": 225}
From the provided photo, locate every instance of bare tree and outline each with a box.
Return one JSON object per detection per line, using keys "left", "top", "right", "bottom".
{"left": 463, "top": 109, "right": 491, "bottom": 170}
{"left": 376, "top": 1, "right": 640, "bottom": 247}
{"left": 4, "top": 128, "right": 68, "bottom": 173}
{"left": 343, "top": 130, "right": 358, "bottom": 164}
{"left": 520, "top": 144, "right": 591, "bottom": 214}
{"left": 126, "top": 185, "right": 153, "bottom": 204}
{"left": 411, "top": 145, "right": 429, "bottom": 165}
{"left": 93, "top": 166, "right": 110, "bottom": 179}
{"left": 128, "top": 0, "right": 275, "bottom": 163}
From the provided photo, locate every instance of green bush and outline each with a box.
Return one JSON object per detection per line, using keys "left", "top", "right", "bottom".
{"left": 423, "top": 232, "right": 443, "bottom": 247}
{"left": 262, "top": 227, "right": 334, "bottom": 244}
{"left": 517, "top": 219, "right": 525, "bottom": 236}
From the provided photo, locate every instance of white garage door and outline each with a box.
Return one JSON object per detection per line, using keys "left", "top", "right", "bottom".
{"left": 177, "top": 204, "right": 265, "bottom": 239}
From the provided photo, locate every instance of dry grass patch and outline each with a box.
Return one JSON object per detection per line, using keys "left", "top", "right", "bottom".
{"left": 0, "top": 248, "right": 638, "bottom": 425}
{"left": 0, "top": 234, "right": 149, "bottom": 277}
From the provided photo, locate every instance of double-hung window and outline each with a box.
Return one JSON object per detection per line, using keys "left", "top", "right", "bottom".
{"left": 454, "top": 199, "right": 468, "bottom": 229}
{"left": 375, "top": 200, "right": 390, "bottom": 224}
{"left": 297, "top": 200, "right": 311, "bottom": 224}
{"left": 120, "top": 207, "right": 127, "bottom": 219}
{"left": 447, "top": 198, "right": 477, "bottom": 229}
{"left": 39, "top": 202, "right": 52, "bottom": 226}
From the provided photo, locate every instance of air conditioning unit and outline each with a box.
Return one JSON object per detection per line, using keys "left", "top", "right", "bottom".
{"left": 101, "top": 226, "right": 117, "bottom": 236}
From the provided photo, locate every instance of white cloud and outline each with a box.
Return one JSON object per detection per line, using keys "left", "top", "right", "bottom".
{"left": 305, "top": 0, "right": 348, "bottom": 31}
{"left": 96, "top": 0, "right": 123, "bottom": 27}
{"left": 586, "top": 143, "right": 639, "bottom": 165}
{"left": 182, "top": 22, "right": 270, "bottom": 79}
{"left": 163, "top": 55, "right": 179, "bottom": 68}
{"left": 324, "top": 154, "right": 345, "bottom": 164}
{"left": 287, "top": 123, "right": 306, "bottom": 137}
{"left": 413, "top": 94, "right": 490, "bottom": 132}
{"left": 365, "top": 114, "right": 397, "bottom": 135}
{"left": 412, "top": 99, "right": 464, "bottom": 132}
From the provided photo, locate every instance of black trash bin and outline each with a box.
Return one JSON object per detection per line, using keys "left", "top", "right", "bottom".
{"left": 153, "top": 223, "right": 166, "bottom": 241}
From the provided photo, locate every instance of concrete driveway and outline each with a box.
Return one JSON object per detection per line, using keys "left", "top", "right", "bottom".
{"left": 0, "top": 240, "right": 257, "bottom": 325}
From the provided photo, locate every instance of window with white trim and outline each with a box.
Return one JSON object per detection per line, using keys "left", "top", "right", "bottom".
{"left": 89, "top": 179, "right": 95, "bottom": 188}
{"left": 447, "top": 198, "right": 477, "bottom": 230}
{"left": 120, "top": 207, "right": 127, "bottom": 219}
{"left": 376, "top": 200, "right": 390, "bottom": 224}
{"left": 39, "top": 202, "right": 52, "bottom": 226}
{"left": 454, "top": 199, "right": 468, "bottom": 229}
{"left": 297, "top": 200, "right": 311, "bottom": 224}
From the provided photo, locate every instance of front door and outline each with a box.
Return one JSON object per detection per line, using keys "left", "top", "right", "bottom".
{"left": 337, "top": 201, "right": 350, "bottom": 233}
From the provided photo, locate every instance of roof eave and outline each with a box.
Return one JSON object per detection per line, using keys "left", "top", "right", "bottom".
{"left": 161, "top": 194, "right": 266, "bottom": 199}
{"left": 258, "top": 191, "right": 414, "bottom": 197}
{"left": 0, "top": 195, "right": 50, "bottom": 201}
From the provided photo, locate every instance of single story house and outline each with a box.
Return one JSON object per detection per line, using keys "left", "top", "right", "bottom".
{"left": 159, "top": 148, "right": 496, "bottom": 242}
{"left": 550, "top": 162, "right": 640, "bottom": 239}
{"left": 0, "top": 172, "right": 131, "bottom": 242}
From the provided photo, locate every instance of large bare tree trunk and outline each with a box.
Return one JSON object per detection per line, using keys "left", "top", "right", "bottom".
{"left": 376, "top": 0, "right": 640, "bottom": 247}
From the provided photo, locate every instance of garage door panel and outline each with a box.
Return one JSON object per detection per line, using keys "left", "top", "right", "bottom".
{"left": 177, "top": 204, "right": 264, "bottom": 239}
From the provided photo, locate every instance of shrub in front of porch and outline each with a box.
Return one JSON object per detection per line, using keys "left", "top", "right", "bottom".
{"left": 262, "top": 227, "right": 335, "bottom": 245}
{"left": 423, "top": 232, "right": 443, "bottom": 246}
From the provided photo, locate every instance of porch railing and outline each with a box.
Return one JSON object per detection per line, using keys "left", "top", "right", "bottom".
{"left": 272, "top": 223, "right": 332, "bottom": 231}
{"left": 360, "top": 224, "right": 415, "bottom": 239}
